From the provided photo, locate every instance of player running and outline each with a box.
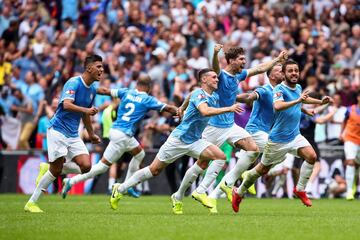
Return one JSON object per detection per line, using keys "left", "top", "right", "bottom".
{"left": 176, "top": 44, "right": 288, "bottom": 209}
{"left": 205, "top": 63, "right": 284, "bottom": 213}
{"left": 232, "top": 60, "right": 333, "bottom": 212}
{"left": 109, "top": 68, "right": 243, "bottom": 214}
{"left": 24, "top": 55, "right": 103, "bottom": 213}
{"left": 61, "top": 74, "right": 178, "bottom": 199}
{"left": 341, "top": 90, "right": 360, "bottom": 200}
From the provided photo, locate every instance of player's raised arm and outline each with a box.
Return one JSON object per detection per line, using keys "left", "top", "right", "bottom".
{"left": 247, "top": 50, "right": 288, "bottom": 77}
{"left": 212, "top": 44, "right": 223, "bottom": 75}
{"left": 197, "top": 102, "right": 243, "bottom": 117}
{"left": 236, "top": 92, "right": 258, "bottom": 104}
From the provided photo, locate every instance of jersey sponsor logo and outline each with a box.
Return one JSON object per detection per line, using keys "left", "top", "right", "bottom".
{"left": 65, "top": 90, "right": 75, "bottom": 95}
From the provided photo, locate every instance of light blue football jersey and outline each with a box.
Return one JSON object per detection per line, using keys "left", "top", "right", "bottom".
{"left": 245, "top": 84, "right": 275, "bottom": 134}
{"left": 209, "top": 69, "right": 248, "bottom": 128}
{"left": 112, "top": 89, "right": 166, "bottom": 136}
{"left": 49, "top": 76, "right": 96, "bottom": 138}
{"left": 269, "top": 83, "right": 302, "bottom": 143}
{"left": 171, "top": 88, "right": 219, "bottom": 144}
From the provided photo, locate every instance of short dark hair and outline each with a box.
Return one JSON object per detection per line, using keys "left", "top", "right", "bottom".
{"left": 137, "top": 73, "right": 152, "bottom": 88}
{"left": 225, "top": 47, "right": 245, "bottom": 64}
{"left": 197, "top": 68, "right": 215, "bottom": 81}
{"left": 266, "top": 63, "right": 282, "bottom": 78}
{"left": 84, "top": 55, "right": 102, "bottom": 69}
{"left": 11, "top": 88, "right": 22, "bottom": 95}
{"left": 282, "top": 59, "right": 298, "bottom": 72}
{"left": 64, "top": 17, "right": 73, "bottom": 24}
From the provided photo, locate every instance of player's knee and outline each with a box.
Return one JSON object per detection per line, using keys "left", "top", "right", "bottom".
{"left": 306, "top": 153, "right": 317, "bottom": 164}
{"left": 247, "top": 144, "right": 259, "bottom": 152}
{"left": 197, "top": 160, "right": 209, "bottom": 170}
{"left": 246, "top": 150, "right": 260, "bottom": 161}
{"left": 346, "top": 160, "right": 356, "bottom": 166}
{"left": 150, "top": 168, "right": 161, "bottom": 176}
{"left": 50, "top": 168, "right": 62, "bottom": 177}
{"left": 216, "top": 152, "right": 226, "bottom": 161}
{"left": 80, "top": 163, "right": 91, "bottom": 174}
{"left": 149, "top": 164, "right": 162, "bottom": 176}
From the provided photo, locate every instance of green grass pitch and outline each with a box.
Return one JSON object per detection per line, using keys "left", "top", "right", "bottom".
{"left": 0, "top": 194, "right": 359, "bottom": 240}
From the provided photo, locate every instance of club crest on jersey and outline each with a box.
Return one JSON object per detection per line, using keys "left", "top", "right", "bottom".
{"left": 66, "top": 90, "right": 75, "bottom": 95}
{"left": 90, "top": 93, "right": 94, "bottom": 99}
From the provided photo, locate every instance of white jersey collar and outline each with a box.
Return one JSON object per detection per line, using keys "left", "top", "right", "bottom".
{"left": 281, "top": 82, "right": 296, "bottom": 90}
{"left": 80, "top": 76, "right": 91, "bottom": 88}
{"left": 223, "top": 69, "right": 235, "bottom": 77}
{"left": 135, "top": 89, "right": 148, "bottom": 95}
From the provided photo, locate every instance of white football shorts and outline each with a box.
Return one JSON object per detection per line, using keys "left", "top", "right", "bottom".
{"left": 344, "top": 141, "right": 360, "bottom": 163}
{"left": 103, "top": 128, "right": 140, "bottom": 163}
{"left": 261, "top": 134, "right": 310, "bottom": 167}
{"left": 157, "top": 136, "right": 212, "bottom": 164}
{"left": 202, "top": 124, "right": 251, "bottom": 147}
{"left": 47, "top": 127, "right": 89, "bottom": 162}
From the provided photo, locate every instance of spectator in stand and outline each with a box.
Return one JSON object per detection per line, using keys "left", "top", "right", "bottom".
{"left": 338, "top": 78, "right": 358, "bottom": 107}
{"left": 10, "top": 88, "right": 34, "bottom": 149}
{"left": 341, "top": 90, "right": 360, "bottom": 201}
{"left": 36, "top": 98, "right": 58, "bottom": 150}
{"left": 187, "top": 46, "right": 210, "bottom": 72}
{"left": 0, "top": 52, "right": 11, "bottom": 90}
{"left": 326, "top": 92, "right": 348, "bottom": 145}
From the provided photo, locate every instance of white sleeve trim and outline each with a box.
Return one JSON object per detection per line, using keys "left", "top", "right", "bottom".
{"left": 110, "top": 89, "right": 118, "bottom": 98}
{"left": 62, "top": 97, "right": 75, "bottom": 102}
{"left": 160, "top": 104, "right": 167, "bottom": 112}
{"left": 196, "top": 101, "right": 208, "bottom": 108}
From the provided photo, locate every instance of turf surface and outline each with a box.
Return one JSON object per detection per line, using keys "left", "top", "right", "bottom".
{"left": 0, "top": 194, "right": 358, "bottom": 240}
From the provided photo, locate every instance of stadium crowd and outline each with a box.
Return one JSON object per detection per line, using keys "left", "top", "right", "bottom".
{"left": 0, "top": 0, "right": 359, "bottom": 198}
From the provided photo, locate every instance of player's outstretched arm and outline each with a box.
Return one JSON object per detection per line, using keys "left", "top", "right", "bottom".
{"left": 163, "top": 105, "right": 178, "bottom": 115}
{"left": 96, "top": 87, "right": 111, "bottom": 95}
{"left": 274, "top": 99, "right": 302, "bottom": 111}
{"left": 301, "top": 107, "right": 315, "bottom": 116}
{"left": 63, "top": 99, "right": 98, "bottom": 115}
{"left": 303, "top": 96, "right": 333, "bottom": 105}
{"left": 274, "top": 90, "right": 310, "bottom": 111}
{"left": 212, "top": 44, "right": 223, "bottom": 75}
{"left": 247, "top": 50, "right": 288, "bottom": 77}
{"left": 314, "top": 107, "right": 337, "bottom": 124}
{"left": 197, "top": 102, "right": 243, "bottom": 117}
{"left": 236, "top": 92, "right": 258, "bottom": 104}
